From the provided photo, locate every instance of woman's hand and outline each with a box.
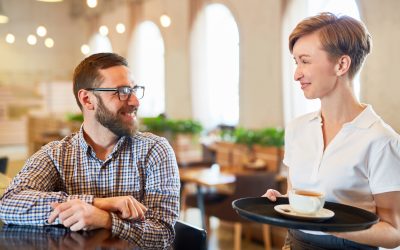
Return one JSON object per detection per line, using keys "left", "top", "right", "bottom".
{"left": 262, "top": 189, "right": 284, "bottom": 202}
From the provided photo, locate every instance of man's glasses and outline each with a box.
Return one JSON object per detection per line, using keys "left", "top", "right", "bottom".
{"left": 85, "top": 85, "right": 145, "bottom": 101}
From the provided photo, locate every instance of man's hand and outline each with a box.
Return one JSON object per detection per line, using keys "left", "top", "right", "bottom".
{"left": 48, "top": 199, "right": 112, "bottom": 231}
{"left": 93, "top": 196, "right": 148, "bottom": 221}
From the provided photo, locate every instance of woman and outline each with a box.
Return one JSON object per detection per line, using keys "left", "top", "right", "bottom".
{"left": 264, "top": 12, "right": 400, "bottom": 249}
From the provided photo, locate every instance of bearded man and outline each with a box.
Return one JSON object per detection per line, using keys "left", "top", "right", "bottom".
{"left": 0, "top": 53, "right": 180, "bottom": 249}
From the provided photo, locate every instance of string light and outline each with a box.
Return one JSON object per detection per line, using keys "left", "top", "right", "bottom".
{"left": 36, "top": 26, "right": 47, "bottom": 37}
{"left": 86, "top": 0, "right": 97, "bottom": 8}
{"left": 81, "top": 44, "right": 90, "bottom": 55}
{"left": 160, "top": 14, "right": 171, "bottom": 28}
{"left": 5, "top": 33, "right": 15, "bottom": 44}
{"left": 27, "top": 34, "right": 37, "bottom": 45}
{"left": 116, "top": 23, "right": 126, "bottom": 34}
{"left": 44, "top": 37, "right": 54, "bottom": 48}
{"left": 99, "top": 25, "right": 109, "bottom": 36}
{"left": 0, "top": 1, "right": 9, "bottom": 23}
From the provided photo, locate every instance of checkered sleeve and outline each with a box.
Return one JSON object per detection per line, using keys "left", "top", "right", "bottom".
{"left": 110, "top": 138, "right": 180, "bottom": 249}
{"left": 0, "top": 146, "right": 94, "bottom": 225}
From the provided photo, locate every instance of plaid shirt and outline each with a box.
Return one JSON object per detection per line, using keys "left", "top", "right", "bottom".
{"left": 0, "top": 129, "right": 180, "bottom": 249}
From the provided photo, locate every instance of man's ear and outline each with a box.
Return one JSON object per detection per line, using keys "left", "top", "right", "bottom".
{"left": 78, "top": 89, "right": 95, "bottom": 110}
{"left": 335, "top": 55, "right": 351, "bottom": 76}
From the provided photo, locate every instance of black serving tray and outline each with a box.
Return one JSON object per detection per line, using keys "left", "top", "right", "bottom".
{"left": 232, "top": 197, "right": 379, "bottom": 232}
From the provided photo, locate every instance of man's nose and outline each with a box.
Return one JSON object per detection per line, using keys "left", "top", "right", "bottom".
{"left": 128, "top": 93, "right": 140, "bottom": 106}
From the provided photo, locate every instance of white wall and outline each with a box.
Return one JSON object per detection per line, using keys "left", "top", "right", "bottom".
{"left": 0, "top": 0, "right": 399, "bottom": 132}
{"left": 0, "top": 0, "right": 87, "bottom": 86}
{"left": 359, "top": 0, "right": 400, "bottom": 132}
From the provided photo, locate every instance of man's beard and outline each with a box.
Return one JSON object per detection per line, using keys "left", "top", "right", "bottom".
{"left": 95, "top": 96, "right": 138, "bottom": 137}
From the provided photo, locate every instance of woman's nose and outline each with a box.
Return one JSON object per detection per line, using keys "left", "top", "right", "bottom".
{"left": 294, "top": 66, "right": 303, "bottom": 81}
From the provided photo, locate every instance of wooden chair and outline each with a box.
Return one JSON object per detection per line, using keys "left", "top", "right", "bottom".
{"left": 0, "top": 157, "right": 8, "bottom": 174}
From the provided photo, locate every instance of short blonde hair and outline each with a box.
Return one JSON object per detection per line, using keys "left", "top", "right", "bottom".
{"left": 289, "top": 12, "right": 371, "bottom": 79}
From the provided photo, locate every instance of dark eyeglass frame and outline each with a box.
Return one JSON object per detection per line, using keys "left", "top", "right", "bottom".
{"left": 84, "top": 85, "right": 145, "bottom": 100}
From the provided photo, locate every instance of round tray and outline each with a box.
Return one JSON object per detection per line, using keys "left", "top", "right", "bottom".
{"left": 232, "top": 197, "right": 379, "bottom": 232}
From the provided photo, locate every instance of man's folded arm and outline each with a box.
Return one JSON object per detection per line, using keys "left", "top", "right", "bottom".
{"left": 110, "top": 139, "right": 181, "bottom": 248}
{"left": 0, "top": 151, "right": 94, "bottom": 225}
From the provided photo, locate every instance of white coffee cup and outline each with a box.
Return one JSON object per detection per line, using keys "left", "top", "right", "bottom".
{"left": 288, "top": 189, "right": 325, "bottom": 215}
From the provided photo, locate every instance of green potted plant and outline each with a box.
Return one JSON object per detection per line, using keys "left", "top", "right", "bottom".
{"left": 228, "top": 127, "right": 284, "bottom": 172}
{"left": 140, "top": 115, "right": 204, "bottom": 164}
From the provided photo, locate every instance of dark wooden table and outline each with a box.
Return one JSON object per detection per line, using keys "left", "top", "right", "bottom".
{"left": 0, "top": 221, "right": 143, "bottom": 250}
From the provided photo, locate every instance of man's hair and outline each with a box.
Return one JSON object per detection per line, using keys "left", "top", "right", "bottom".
{"left": 73, "top": 52, "right": 128, "bottom": 109}
{"left": 289, "top": 12, "right": 372, "bottom": 79}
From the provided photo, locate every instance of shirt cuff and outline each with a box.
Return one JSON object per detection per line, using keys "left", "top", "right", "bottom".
{"left": 66, "top": 194, "right": 94, "bottom": 204}
{"left": 110, "top": 212, "right": 143, "bottom": 241}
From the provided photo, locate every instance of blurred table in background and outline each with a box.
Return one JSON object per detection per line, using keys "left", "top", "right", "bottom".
{"left": 179, "top": 167, "right": 236, "bottom": 229}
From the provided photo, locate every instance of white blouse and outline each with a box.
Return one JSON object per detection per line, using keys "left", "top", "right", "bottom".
{"left": 284, "top": 105, "right": 400, "bottom": 214}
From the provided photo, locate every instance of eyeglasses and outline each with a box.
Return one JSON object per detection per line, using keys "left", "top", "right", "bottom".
{"left": 85, "top": 85, "right": 145, "bottom": 101}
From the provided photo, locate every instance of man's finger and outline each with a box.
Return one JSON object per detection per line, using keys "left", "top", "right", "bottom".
{"left": 48, "top": 209, "right": 61, "bottom": 223}
{"left": 127, "top": 199, "right": 140, "bottom": 219}
{"left": 62, "top": 213, "right": 80, "bottom": 228}
{"left": 138, "top": 201, "right": 148, "bottom": 212}
{"left": 131, "top": 200, "right": 146, "bottom": 220}
{"left": 50, "top": 202, "right": 60, "bottom": 209}
{"left": 69, "top": 220, "right": 85, "bottom": 232}
{"left": 58, "top": 206, "right": 78, "bottom": 223}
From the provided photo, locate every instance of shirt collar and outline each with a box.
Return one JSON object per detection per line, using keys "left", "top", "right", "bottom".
{"left": 78, "top": 125, "right": 90, "bottom": 153}
{"left": 344, "top": 104, "right": 380, "bottom": 129}
{"left": 308, "top": 104, "right": 380, "bottom": 129}
{"left": 77, "top": 125, "right": 130, "bottom": 157}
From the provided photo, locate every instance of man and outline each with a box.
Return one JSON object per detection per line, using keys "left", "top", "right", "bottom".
{"left": 0, "top": 53, "right": 181, "bottom": 249}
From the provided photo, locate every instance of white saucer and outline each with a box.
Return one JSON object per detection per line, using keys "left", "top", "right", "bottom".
{"left": 274, "top": 204, "right": 335, "bottom": 221}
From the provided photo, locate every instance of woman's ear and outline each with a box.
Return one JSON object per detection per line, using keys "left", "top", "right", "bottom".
{"left": 335, "top": 55, "right": 351, "bottom": 76}
{"left": 78, "top": 89, "right": 95, "bottom": 110}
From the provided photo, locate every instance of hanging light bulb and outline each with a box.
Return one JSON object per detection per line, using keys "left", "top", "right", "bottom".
{"left": 115, "top": 23, "right": 126, "bottom": 34}
{"left": 81, "top": 44, "right": 90, "bottom": 55}
{"left": 44, "top": 38, "right": 54, "bottom": 48}
{"left": 27, "top": 34, "right": 37, "bottom": 45}
{"left": 0, "top": 1, "right": 9, "bottom": 23}
{"left": 86, "top": 0, "right": 97, "bottom": 8}
{"left": 36, "top": 26, "right": 47, "bottom": 37}
{"left": 160, "top": 14, "right": 171, "bottom": 28}
{"left": 5, "top": 33, "right": 15, "bottom": 44}
{"left": 99, "top": 25, "right": 109, "bottom": 36}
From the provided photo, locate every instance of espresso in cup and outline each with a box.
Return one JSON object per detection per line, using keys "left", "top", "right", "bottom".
{"left": 288, "top": 189, "right": 325, "bottom": 215}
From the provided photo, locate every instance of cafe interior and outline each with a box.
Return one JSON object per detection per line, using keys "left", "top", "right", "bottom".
{"left": 0, "top": 0, "right": 399, "bottom": 249}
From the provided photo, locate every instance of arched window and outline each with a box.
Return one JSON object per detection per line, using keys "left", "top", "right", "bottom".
{"left": 191, "top": 3, "right": 239, "bottom": 130}
{"left": 128, "top": 21, "right": 165, "bottom": 117}
{"left": 88, "top": 33, "right": 113, "bottom": 54}
{"left": 282, "top": 0, "right": 361, "bottom": 124}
